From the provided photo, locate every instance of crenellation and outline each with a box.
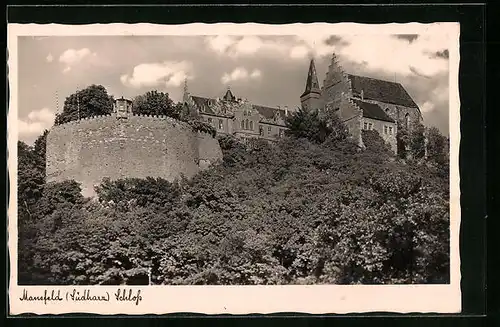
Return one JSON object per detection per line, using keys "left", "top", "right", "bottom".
{"left": 46, "top": 114, "right": 223, "bottom": 197}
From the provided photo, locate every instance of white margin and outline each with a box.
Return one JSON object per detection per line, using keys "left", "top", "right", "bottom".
{"left": 7, "top": 22, "right": 461, "bottom": 315}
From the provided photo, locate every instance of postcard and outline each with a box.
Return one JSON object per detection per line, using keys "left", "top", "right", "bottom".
{"left": 8, "top": 22, "right": 461, "bottom": 315}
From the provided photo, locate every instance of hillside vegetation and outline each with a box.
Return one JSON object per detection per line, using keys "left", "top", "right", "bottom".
{"left": 18, "top": 105, "right": 450, "bottom": 285}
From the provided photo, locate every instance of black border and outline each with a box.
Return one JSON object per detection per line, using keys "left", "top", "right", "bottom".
{"left": 4, "top": 2, "right": 488, "bottom": 323}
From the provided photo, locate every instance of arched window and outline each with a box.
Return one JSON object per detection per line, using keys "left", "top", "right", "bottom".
{"left": 405, "top": 113, "right": 410, "bottom": 128}
{"left": 249, "top": 121, "right": 254, "bottom": 131}
{"left": 245, "top": 119, "right": 249, "bottom": 130}
{"left": 385, "top": 108, "right": 390, "bottom": 114}
{"left": 241, "top": 120, "right": 245, "bottom": 130}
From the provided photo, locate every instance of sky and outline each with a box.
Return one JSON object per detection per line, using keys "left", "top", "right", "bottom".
{"left": 16, "top": 33, "right": 451, "bottom": 144}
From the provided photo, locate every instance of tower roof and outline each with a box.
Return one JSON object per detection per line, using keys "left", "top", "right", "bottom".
{"left": 223, "top": 88, "right": 236, "bottom": 102}
{"left": 301, "top": 59, "right": 321, "bottom": 98}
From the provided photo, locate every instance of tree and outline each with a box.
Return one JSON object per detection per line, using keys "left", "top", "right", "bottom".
{"left": 54, "top": 85, "right": 114, "bottom": 125}
{"left": 362, "top": 129, "right": 394, "bottom": 159}
{"left": 396, "top": 126, "right": 409, "bottom": 159}
{"left": 426, "top": 127, "right": 448, "bottom": 165}
{"left": 285, "top": 107, "right": 333, "bottom": 144}
{"left": 408, "top": 121, "right": 426, "bottom": 160}
{"left": 18, "top": 119, "right": 450, "bottom": 285}
{"left": 132, "top": 90, "right": 180, "bottom": 119}
{"left": 17, "top": 141, "right": 45, "bottom": 207}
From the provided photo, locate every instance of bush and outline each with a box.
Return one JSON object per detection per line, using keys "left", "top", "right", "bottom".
{"left": 187, "top": 120, "right": 217, "bottom": 138}
{"left": 18, "top": 122, "right": 450, "bottom": 285}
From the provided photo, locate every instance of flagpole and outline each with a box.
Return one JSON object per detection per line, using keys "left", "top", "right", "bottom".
{"left": 77, "top": 86, "right": 80, "bottom": 120}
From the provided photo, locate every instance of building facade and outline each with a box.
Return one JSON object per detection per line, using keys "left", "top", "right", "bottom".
{"left": 300, "top": 54, "right": 423, "bottom": 154}
{"left": 183, "top": 84, "right": 288, "bottom": 142}
{"left": 182, "top": 53, "right": 422, "bottom": 154}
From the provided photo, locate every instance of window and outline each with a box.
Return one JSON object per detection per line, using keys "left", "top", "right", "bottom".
{"left": 384, "top": 126, "right": 388, "bottom": 134}
{"left": 405, "top": 113, "right": 410, "bottom": 128}
{"left": 259, "top": 126, "right": 263, "bottom": 136}
{"left": 241, "top": 120, "right": 245, "bottom": 129}
{"left": 245, "top": 119, "right": 249, "bottom": 130}
{"left": 369, "top": 123, "right": 373, "bottom": 130}
{"left": 279, "top": 129, "right": 284, "bottom": 138}
{"left": 385, "top": 108, "right": 390, "bottom": 114}
{"left": 243, "top": 110, "right": 247, "bottom": 116}
{"left": 268, "top": 126, "right": 272, "bottom": 134}
{"left": 208, "top": 117, "right": 213, "bottom": 124}
{"left": 363, "top": 122, "right": 368, "bottom": 130}
{"left": 389, "top": 126, "right": 393, "bottom": 135}
{"left": 218, "top": 119, "right": 223, "bottom": 130}
{"left": 249, "top": 121, "right": 254, "bottom": 131}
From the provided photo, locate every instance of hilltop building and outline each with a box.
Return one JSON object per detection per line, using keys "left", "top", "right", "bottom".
{"left": 183, "top": 82, "right": 288, "bottom": 142}
{"left": 182, "top": 53, "right": 422, "bottom": 154}
{"left": 301, "top": 54, "right": 423, "bottom": 154}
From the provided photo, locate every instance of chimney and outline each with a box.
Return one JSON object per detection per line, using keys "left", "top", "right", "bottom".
{"left": 284, "top": 105, "right": 288, "bottom": 116}
{"left": 361, "top": 89, "right": 364, "bottom": 100}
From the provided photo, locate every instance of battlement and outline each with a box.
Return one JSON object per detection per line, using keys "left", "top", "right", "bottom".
{"left": 47, "top": 113, "right": 222, "bottom": 197}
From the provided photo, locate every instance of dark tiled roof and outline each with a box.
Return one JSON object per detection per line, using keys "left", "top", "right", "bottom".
{"left": 352, "top": 99, "right": 395, "bottom": 123}
{"left": 191, "top": 95, "right": 286, "bottom": 120}
{"left": 191, "top": 96, "right": 215, "bottom": 114}
{"left": 252, "top": 104, "right": 287, "bottom": 120}
{"left": 301, "top": 59, "right": 321, "bottom": 98}
{"left": 347, "top": 74, "right": 419, "bottom": 109}
{"left": 223, "top": 89, "right": 236, "bottom": 102}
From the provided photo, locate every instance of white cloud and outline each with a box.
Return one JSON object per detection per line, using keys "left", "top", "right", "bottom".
{"left": 46, "top": 53, "right": 54, "bottom": 63}
{"left": 120, "top": 61, "right": 193, "bottom": 88}
{"left": 18, "top": 107, "right": 55, "bottom": 141}
{"left": 420, "top": 101, "right": 435, "bottom": 113}
{"left": 250, "top": 69, "right": 262, "bottom": 79}
{"left": 337, "top": 34, "right": 449, "bottom": 78}
{"left": 58, "top": 48, "right": 97, "bottom": 73}
{"left": 205, "top": 36, "right": 290, "bottom": 59}
{"left": 289, "top": 45, "right": 311, "bottom": 59}
{"left": 204, "top": 33, "right": 450, "bottom": 79}
{"left": 221, "top": 67, "right": 262, "bottom": 84}
{"left": 204, "top": 35, "right": 339, "bottom": 61}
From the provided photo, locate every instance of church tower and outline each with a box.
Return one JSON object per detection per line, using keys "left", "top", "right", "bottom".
{"left": 300, "top": 58, "right": 323, "bottom": 111}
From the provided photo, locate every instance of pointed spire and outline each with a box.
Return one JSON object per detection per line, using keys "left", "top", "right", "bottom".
{"left": 223, "top": 86, "right": 236, "bottom": 102}
{"left": 301, "top": 58, "right": 321, "bottom": 98}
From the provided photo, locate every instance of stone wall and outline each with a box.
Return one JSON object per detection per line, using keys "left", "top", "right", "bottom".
{"left": 353, "top": 96, "right": 422, "bottom": 131}
{"left": 46, "top": 114, "right": 222, "bottom": 197}
{"left": 362, "top": 117, "right": 398, "bottom": 154}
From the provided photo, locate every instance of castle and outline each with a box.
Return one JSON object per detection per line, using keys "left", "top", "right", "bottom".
{"left": 183, "top": 53, "right": 422, "bottom": 154}
{"left": 45, "top": 103, "right": 223, "bottom": 197}
{"left": 45, "top": 53, "right": 422, "bottom": 196}
{"left": 300, "top": 54, "right": 423, "bottom": 154}
{"left": 183, "top": 85, "right": 289, "bottom": 142}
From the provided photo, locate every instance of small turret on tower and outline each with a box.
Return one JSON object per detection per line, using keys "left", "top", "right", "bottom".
{"left": 300, "top": 58, "right": 323, "bottom": 111}
{"left": 114, "top": 96, "right": 133, "bottom": 119}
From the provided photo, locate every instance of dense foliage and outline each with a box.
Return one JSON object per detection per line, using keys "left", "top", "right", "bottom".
{"left": 285, "top": 107, "right": 349, "bottom": 144}
{"left": 187, "top": 120, "right": 217, "bottom": 138}
{"left": 132, "top": 90, "right": 185, "bottom": 120}
{"left": 18, "top": 108, "right": 450, "bottom": 285}
{"left": 54, "top": 85, "right": 114, "bottom": 125}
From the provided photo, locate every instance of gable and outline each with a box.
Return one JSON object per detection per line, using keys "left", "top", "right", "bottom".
{"left": 348, "top": 74, "right": 419, "bottom": 109}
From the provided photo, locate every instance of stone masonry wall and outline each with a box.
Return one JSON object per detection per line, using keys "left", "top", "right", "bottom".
{"left": 46, "top": 114, "right": 222, "bottom": 197}
{"left": 362, "top": 117, "right": 398, "bottom": 154}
